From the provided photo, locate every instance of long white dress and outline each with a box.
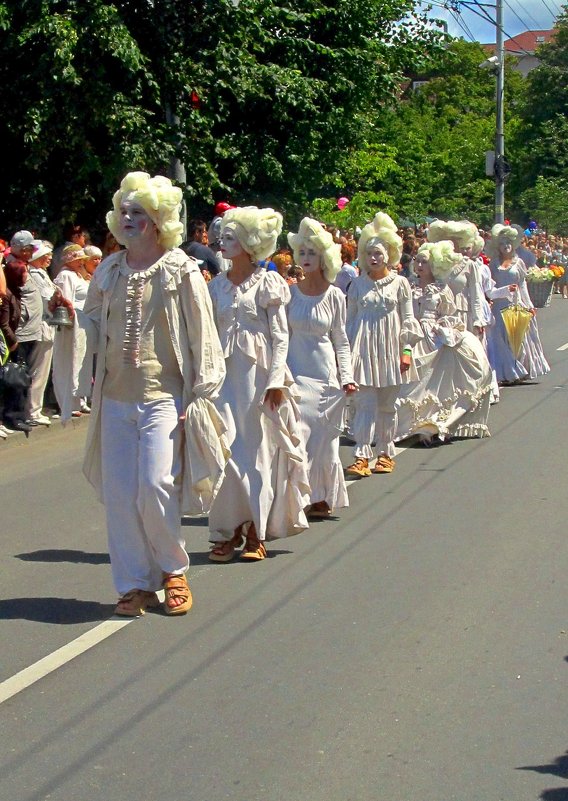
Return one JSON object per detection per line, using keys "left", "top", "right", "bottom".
{"left": 443, "top": 257, "right": 485, "bottom": 334}
{"left": 396, "top": 282, "right": 492, "bottom": 441}
{"left": 208, "top": 268, "right": 310, "bottom": 542}
{"left": 488, "top": 256, "right": 550, "bottom": 382}
{"left": 287, "top": 284, "right": 354, "bottom": 511}
{"left": 346, "top": 271, "right": 423, "bottom": 458}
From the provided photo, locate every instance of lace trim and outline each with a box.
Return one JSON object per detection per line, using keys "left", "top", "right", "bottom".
{"left": 122, "top": 263, "right": 161, "bottom": 368}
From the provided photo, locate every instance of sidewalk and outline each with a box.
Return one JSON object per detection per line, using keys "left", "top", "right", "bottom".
{"left": 0, "top": 413, "right": 90, "bottom": 450}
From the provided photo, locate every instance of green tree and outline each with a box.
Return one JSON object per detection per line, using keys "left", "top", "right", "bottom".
{"left": 0, "top": 0, "right": 446, "bottom": 238}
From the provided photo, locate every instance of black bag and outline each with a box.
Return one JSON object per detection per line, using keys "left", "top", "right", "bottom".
{"left": 0, "top": 360, "right": 31, "bottom": 390}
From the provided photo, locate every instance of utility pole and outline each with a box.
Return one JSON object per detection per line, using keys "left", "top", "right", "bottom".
{"left": 494, "top": 0, "right": 505, "bottom": 223}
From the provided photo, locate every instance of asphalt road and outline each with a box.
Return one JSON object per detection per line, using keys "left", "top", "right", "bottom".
{"left": 1, "top": 296, "right": 568, "bottom": 801}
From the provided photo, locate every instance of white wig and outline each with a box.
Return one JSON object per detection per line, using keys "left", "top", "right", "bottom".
{"left": 287, "top": 217, "right": 342, "bottom": 282}
{"left": 484, "top": 223, "right": 523, "bottom": 259}
{"left": 358, "top": 211, "right": 402, "bottom": 268}
{"left": 106, "top": 171, "right": 184, "bottom": 250}
{"left": 417, "top": 240, "right": 462, "bottom": 280}
{"left": 221, "top": 206, "right": 283, "bottom": 261}
{"left": 427, "top": 219, "right": 478, "bottom": 250}
{"left": 471, "top": 234, "right": 485, "bottom": 259}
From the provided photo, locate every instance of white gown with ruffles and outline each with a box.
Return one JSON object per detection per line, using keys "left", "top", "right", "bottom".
{"left": 487, "top": 257, "right": 550, "bottom": 382}
{"left": 396, "top": 282, "right": 492, "bottom": 441}
{"left": 208, "top": 268, "right": 310, "bottom": 542}
{"left": 346, "top": 271, "right": 424, "bottom": 387}
{"left": 443, "top": 257, "right": 485, "bottom": 333}
{"left": 287, "top": 284, "right": 354, "bottom": 511}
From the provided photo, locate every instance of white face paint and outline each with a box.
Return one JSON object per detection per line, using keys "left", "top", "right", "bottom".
{"left": 220, "top": 225, "right": 245, "bottom": 259}
{"left": 499, "top": 238, "right": 514, "bottom": 256}
{"left": 415, "top": 254, "right": 433, "bottom": 282}
{"left": 461, "top": 244, "right": 473, "bottom": 257}
{"left": 119, "top": 195, "right": 155, "bottom": 241}
{"left": 297, "top": 244, "right": 321, "bottom": 273}
{"left": 365, "top": 241, "right": 388, "bottom": 275}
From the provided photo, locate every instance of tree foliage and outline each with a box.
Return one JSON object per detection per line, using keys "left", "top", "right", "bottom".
{"left": 0, "top": 0, "right": 446, "bottom": 237}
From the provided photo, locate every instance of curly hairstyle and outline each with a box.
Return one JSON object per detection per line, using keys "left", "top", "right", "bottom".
{"left": 221, "top": 206, "right": 283, "bottom": 262}
{"left": 427, "top": 220, "right": 478, "bottom": 251}
{"left": 484, "top": 224, "right": 523, "bottom": 259}
{"left": 358, "top": 212, "right": 402, "bottom": 268}
{"left": 287, "top": 217, "right": 342, "bottom": 282}
{"left": 416, "top": 240, "right": 462, "bottom": 280}
{"left": 106, "top": 171, "right": 184, "bottom": 250}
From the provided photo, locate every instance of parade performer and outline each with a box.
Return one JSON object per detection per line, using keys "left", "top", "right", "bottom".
{"left": 396, "top": 241, "right": 493, "bottom": 443}
{"left": 208, "top": 207, "right": 310, "bottom": 562}
{"left": 79, "top": 172, "right": 227, "bottom": 617}
{"left": 486, "top": 224, "right": 550, "bottom": 383}
{"left": 427, "top": 220, "right": 485, "bottom": 336}
{"left": 287, "top": 218, "right": 356, "bottom": 518}
{"left": 345, "top": 212, "right": 423, "bottom": 477}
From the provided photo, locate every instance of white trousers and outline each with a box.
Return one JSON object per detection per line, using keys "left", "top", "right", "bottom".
{"left": 27, "top": 340, "right": 53, "bottom": 420}
{"left": 101, "top": 396, "right": 187, "bottom": 595}
{"left": 352, "top": 385, "right": 400, "bottom": 459}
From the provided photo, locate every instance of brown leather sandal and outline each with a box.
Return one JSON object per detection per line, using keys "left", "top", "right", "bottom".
{"left": 115, "top": 589, "right": 160, "bottom": 617}
{"left": 209, "top": 524, "right": 245, "bottom": 563}
{"left": 240, "top": 523, "right": 267, "bottom": 561}
{"left": 307, "top": 501, "right": 331, "bottom": 519}
{"left": 162, "top": 574, "right": 193, "bottom": 615}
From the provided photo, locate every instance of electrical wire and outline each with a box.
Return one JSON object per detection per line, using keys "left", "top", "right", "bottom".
{"left": 460, "top": 0, "right": 535, "bottom": 55}
{"left": 449, "top": 7, "right": 479, "bottom": 40}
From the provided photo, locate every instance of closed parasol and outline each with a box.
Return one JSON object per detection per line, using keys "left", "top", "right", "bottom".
{"left": 501, "top": 303, "right": 532, "bottom": 358}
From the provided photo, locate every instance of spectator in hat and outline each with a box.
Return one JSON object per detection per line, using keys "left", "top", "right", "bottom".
{"left": 50, "top": 222, "right": 87, "bottom": 279}
{"left": 27, "top": 241, "right": 58, "bottom": 425}
{"left": 52, "top": 244, "right": 95, "bottom": 419}
{"left": 84, "top": 245, "right": 102, "bottom": 279}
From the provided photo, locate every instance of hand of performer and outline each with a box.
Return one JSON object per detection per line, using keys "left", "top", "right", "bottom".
{"left": 343, "top": 383, "right": 358, "bottom": 395}
{"left": 529, "top": 307, "right": 536, "bottom": 317}
{"left": 48, "top": 289, "right": 75, "bottom": 319}
{"left": 400, "top": 352, "right": 411, "bottom": 373}
{"left": 265, "top": 388, "right": 284, "bottom": 410}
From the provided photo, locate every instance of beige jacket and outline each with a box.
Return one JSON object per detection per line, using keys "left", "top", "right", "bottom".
{"left": 82, "top": 248, "right": 228, "bottom": 515}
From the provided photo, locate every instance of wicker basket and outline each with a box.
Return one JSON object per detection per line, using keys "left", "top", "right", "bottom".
{"left": 527, "top": 280, "right": 553, "bottom": 308}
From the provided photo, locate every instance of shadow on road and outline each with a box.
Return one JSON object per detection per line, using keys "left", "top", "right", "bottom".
{"left": 0, "top": 597, "right": 114, "bottom": 623}
{"left": 14, "top": 549, "right": 110, "bottom": 564}
{"left": 541, "top": 789, "right": 568, "bottom": 801}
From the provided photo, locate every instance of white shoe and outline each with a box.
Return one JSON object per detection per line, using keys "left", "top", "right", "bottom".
{"left": 0, "top": 424, "right": 13, "bottom": 435}
{"left": 0, "top": 428, "right": 6, "bottom": 439}
{"left": 29, "top": 414, "right": 51, "bottom": 426}
{"left": 80, "top": 400, "right": 91, "bottom": 414}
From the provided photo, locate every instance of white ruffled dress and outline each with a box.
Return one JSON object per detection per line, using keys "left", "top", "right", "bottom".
{"left": 346, "top": 271, "right": 424, "bottom": 387}
{"left": 443, "top": 257, "right": 485, "bottom": 334}
{"left": 287, "top": 284, "right": 354, "bottom": 511}
{"left": 208, "top": 268, "right": 310, "bottom": 542}
{"left": 396, "top": 282, "right": 492, "bottom": 441}
{"left": 488, "top": 257, "right": 550, "bottom": 382}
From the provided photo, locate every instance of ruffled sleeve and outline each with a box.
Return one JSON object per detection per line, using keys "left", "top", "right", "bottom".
{"left": 397, "top": 276, "right": 424, "bottom": 349}
{"left": 258, "top": 271, "right": 291, "bottom": 309}
{"left": 468, "top": 260, "right": 486, "bottom": 330}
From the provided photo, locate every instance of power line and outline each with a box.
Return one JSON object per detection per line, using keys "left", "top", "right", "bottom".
{"left": 461, "top": 0, "right": 535, "bottom": 55}
{"left": 449, "top": 8, "right": 478, "bottom": 40}
{"left": 502, "top": 0, "right": 541, "bottom": 34}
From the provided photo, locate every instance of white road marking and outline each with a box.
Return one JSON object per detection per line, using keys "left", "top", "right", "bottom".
{"left": 556, "top": 342, "right": 568, "bottom": 351}
{"left": 0, "top": 619, "right": 132, "bottom": 705}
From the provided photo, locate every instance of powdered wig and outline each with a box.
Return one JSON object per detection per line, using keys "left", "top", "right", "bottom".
{"left": 358, "top": 212, "right": 402, "bottom": 268}
{"left": 417, "top": 240, "right": 462, "bottom": 280}
{"left": 484, "top": 223, "right": 523, "bottom": 259}
{"left": 221, "top": 206, "right": 283, "bottom": 261}
{"left": 471, "top": 235, "right": 485, "bottom": 259}
{"left": 287, "top": 217, "right": 342, "bottom": 282}
{"left": 106, "top": 171, "right": 184, "bottom": 250}
{"left": 427, "top": 220, "right": 478, "bottom": 250}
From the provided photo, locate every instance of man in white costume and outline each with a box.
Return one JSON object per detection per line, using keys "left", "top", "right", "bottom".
{"left": 72, "top": 172, "right": 227, "bottom": 617}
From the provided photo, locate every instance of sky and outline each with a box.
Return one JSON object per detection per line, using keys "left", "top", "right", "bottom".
{"left": 421, "top": 0, "right": 562, "bottom": 44}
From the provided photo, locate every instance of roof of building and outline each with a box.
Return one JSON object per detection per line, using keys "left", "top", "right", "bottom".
{"left": 483, "top": 29, "right": 556, "bottom": 55}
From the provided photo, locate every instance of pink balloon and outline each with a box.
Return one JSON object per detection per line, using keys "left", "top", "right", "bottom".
{"left": 337, "top": 196, "right": 349, "bottom": 210}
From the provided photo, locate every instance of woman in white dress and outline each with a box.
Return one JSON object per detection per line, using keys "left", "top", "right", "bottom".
{"left": 53, "top": 244, "right": 95, "bottom": 419}
{"left": 287, "top": 218, "right": 357, "bottom": 518}
{"left": 208, "top": 207, "right": 310, "bottom": 562}
{"left": 486, "top": 224, "right": 550, "bottom": 383}
{"left": 396, "top": 241, "right": 493, "bottom": 443}
{"left": 427, "top": 220, "right": 485, "bottom": 337}
{"left": 345, "top": 212, "right": 423, "bottom": 477}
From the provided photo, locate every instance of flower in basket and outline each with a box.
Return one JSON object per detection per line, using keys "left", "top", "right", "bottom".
{"left": 526, "top": 266, "right": 555, "bottom": 282}
{"left": 550, "top": 264, "right": 565, "bottom": 278}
